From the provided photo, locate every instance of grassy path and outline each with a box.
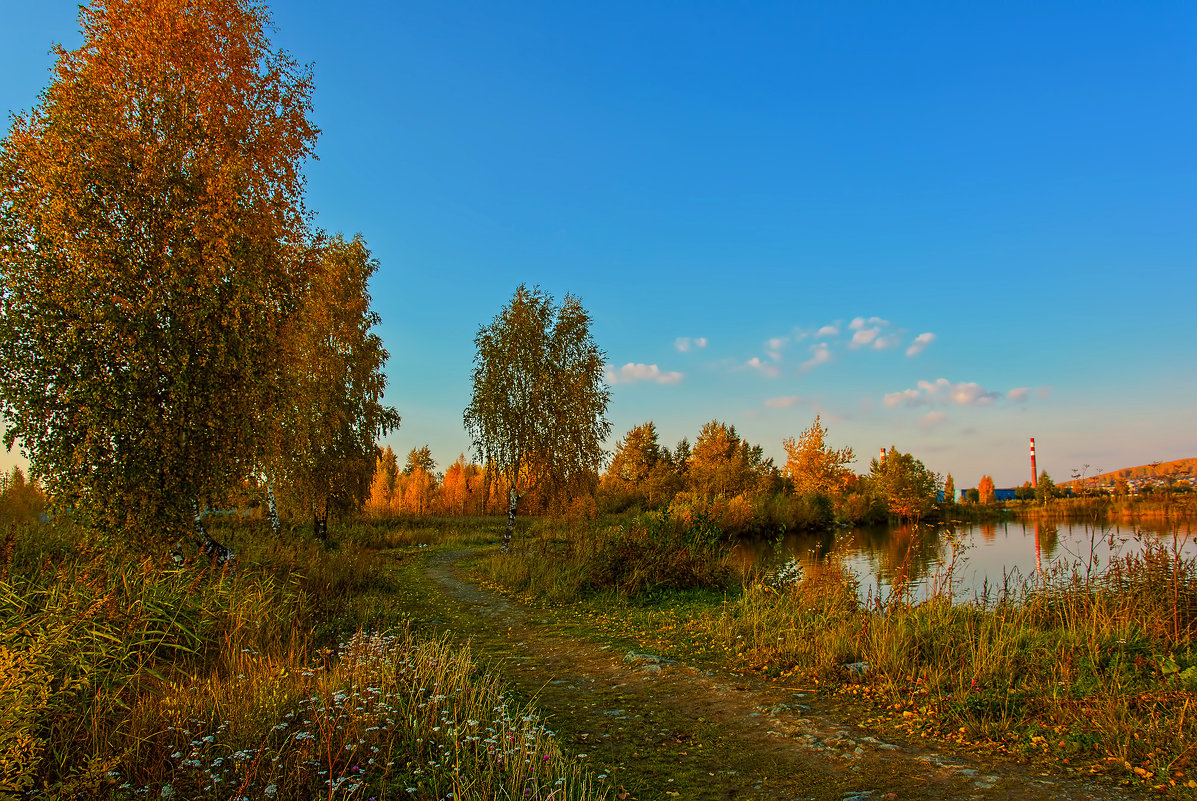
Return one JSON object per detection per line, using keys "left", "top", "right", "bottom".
{"left": 382, "top": 545, "right": 1141, "bottom": 801}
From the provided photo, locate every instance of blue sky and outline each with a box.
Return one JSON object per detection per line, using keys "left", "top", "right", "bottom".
{"left": 3, "top": 1, "right": 1195, "bottom": 488}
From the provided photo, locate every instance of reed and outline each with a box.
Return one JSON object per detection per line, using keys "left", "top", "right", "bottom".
{"left": 472, "top": 511, "right": 733, "bottom": 602}
{"left": 474, "top": 518, "right": 1197, "bottom": 791}
{"left": 0, "top": 519, "right": 608, "bottom": 800}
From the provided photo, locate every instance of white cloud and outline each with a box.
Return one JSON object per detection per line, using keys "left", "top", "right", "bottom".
{"left": 906, "top": 332, "right": 935, "bottom": 357}
{"left": 802, "top": 343, "right": 833, "bottom": 370}
{"left": 745, "top": 357, "right": 780, "bottom": 378}
{"left": 674, "top": 337, "right": 707, "bottom": 352}
{"left": 886, "top": 378, "right": 1004, "bottom": 408}
{"left": 849, "top": 316, "right": 888, "bottom": 330}
{"left": 872, "top": 334, "right": 900, "bottom": 351}
{"left": 950, "top": 382, "right": 999, "bottom": 406}
{"left": 846, "top": 316, "right": 892, "bottom": 350}
{"left": 816, "top": 324, "right": 839, "bottom": 338}
{"left": 605, "top": 363, "right": 684, "bottom": 385}
{"left": 884, "top": 388, "right": 922, "bottom": 408}
{"left": 764, "top": 336, "right": 787, "bottom": 361}
{"left": 1008, "top": 387, "right": 1030, "bottom": 402}
{"left": 765, "top": 395, "right": 803, "bottom": 409}
{"left": 850, "top": 328, "right": 879, "bottom": 348}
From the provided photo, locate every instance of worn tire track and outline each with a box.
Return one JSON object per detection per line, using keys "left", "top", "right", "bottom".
{"left": 400, "top": 548, "right": 1141, "bottom": 801}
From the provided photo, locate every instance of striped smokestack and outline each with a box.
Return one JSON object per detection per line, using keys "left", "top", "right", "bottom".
{"left": 880, "top": 447, "right": 887, "bottom": 464}
{"left": 1030, "top": 437, "right": 1038, "bottom": 488}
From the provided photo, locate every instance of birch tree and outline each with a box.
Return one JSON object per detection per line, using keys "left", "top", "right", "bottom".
{"left": 0, "top": 0, "right": 316, "bottom": 548}
{"left": 271, "top": 234, "right": 399, "bottom": 539}
{"left": 464, "top": 285, "right": 610, "bottom": 552}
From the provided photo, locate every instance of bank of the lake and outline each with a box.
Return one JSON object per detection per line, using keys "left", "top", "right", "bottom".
{"left": 474, "top": 512, "right": 1197, "bottom": 796}
{"left": 750, "top": 517, "right": 1197, "bottom": 605}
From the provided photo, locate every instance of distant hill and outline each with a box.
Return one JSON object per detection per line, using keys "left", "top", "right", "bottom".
{"left": 1061, "top": 457, "right": 1197, "bottom": 489}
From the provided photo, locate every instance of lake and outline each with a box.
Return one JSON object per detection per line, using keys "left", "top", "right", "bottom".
{"left": 737, "top": 517, "right": 1197, "bottom": 604}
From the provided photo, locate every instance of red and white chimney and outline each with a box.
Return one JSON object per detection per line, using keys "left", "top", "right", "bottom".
{"left": 1030, "top": 437, "right": 1038, "bottom": 489}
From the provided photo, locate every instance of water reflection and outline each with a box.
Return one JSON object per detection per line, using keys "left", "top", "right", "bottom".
{"left": 737, "top": 519, "right": 1196, "bottom": 603}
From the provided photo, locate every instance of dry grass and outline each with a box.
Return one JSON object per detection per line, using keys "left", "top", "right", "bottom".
{"left": 0, "top": 519, "right": 609, "bottom": 800}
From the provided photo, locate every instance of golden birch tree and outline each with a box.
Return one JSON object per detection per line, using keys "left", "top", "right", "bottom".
{"left": 0, "top": 0, "right": 316, "bottom": 546}
{"left": 869, "top": 447, "right": 940, "bottom": 522}
{"left": 271, "top": 234, "right": 399, "bottom": 539}
{"left": 463, "top": 285, "right": 610, "bottom": 551}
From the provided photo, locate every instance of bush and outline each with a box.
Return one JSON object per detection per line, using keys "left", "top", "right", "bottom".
{"left": 585, "top": 510, "right": 731, "bottom": 595}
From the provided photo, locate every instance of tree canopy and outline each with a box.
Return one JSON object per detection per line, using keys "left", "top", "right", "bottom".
{"left": 0, "top": 0, "right": 393, "bottom": 546}
{"left": 781, "top": 415, "right": 855, "bottom": 496}
{"left": 870, "top": 448, "right": 940, "bottom": 522}
{"left": 978, "top": 475, "right": 996, "bottom": 505}
{"left": 606, "top": 422, "right": 662, "bottom": 485}
{"left": 463, "top": 285, "right": 610, "bottom": 550}
{"left": 271, "top": 234, "right": 399, "bottom": 537}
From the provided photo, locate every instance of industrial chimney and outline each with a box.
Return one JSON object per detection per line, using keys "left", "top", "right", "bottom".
{"left": 1030, "top": 437, "right": 1038, "bottom": 489}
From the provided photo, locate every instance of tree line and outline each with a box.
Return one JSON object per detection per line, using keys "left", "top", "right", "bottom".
{"left": 0, "top": 0, "right": 953, "bottom": 551}
{"left": 364, "top": 415, "right": 946, "bottom": 535}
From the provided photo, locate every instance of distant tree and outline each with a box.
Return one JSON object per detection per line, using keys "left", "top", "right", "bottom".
{"left": 642, "top": 461, "right": 683, "bottom": 508}
{"left": 1114, "top": 475, "right": 1129, "bottom": 498}
{"left": 441, "top": 454, "right": 484, "bottom": 516}
{"left": 690, "top": 421, "right": 744, "bottom": 496}
{"left": 869, "top": 448, "right": 940, "bottom": 522}
{"left": 599, "top": 422, "right": 665, "bottom": 512}
{"left": 1015, "top": 481, "right": 1035, "bottom": 501}
{"left": 463, "top": 285, "right": 610, "bottom": 551}
{"left": 606, "top": 422, "right": 662, "bottom": 484}
{"left": 0, "top": 466, "right": 46, "bottom": 523}
{"left": 966, "top": 488, "right": 980, "bottom": 504}
{"left": 405, "top": 445, "right": 436, "bottom": 476}
{"left": 781, "top": 415, "right": 854, "bottom": 496}
{"left": 365, "top": 445, "right": 400, "bottom": 515}
{"left": 943, "top": 474, "right": 956, "bottom": 504}
{"left": 673, "top": 438, "right": 692, "bottom": 476}
{"left": 689, "top": 421, "right": 777, "bottom": 498}
{"left": 1035, "top": 471, "right": 1056, "bottom": 503}
{"left": 398, "top": 466, "right": 437, "bottom": 516}
{"left": 978, "top": 475, "right": 996, "bottom": 505}
{"left": 379, "top": 446, "right": 400, "bottom": 498}
{"left": 272, "top": 234, "right": 400, "bottom": 539}
{"left": 0, "top": 0, "right": 316, "bottom": 549}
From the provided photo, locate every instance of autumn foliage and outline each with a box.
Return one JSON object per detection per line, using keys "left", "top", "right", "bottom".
{"left": 978, "top": 475, "right": 996, "bottom": 505}
{"left": 0, "top": 0, "right": 395, "bottom": 543}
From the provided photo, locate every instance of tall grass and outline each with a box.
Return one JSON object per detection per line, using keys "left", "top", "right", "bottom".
{"left": 1011, "top": 495, "right": 1195, "bottom": 522}
{"left": 702, "top": 535, "right": 1197, "bottom": 786}
{"left": 473, "top": 511, "right": 733, "bottom": 602}
{"left": 474, "top": 517, "right": 1197, "bottom": 790}
{"left": 0, "top": 519, "right": 608, "bottom": 800}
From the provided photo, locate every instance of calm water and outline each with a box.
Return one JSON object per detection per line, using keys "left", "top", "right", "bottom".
{"left": 737, "top": 518, "right": 1197, "bottom": 604}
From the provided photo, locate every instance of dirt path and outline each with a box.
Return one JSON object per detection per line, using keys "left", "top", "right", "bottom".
{"left": 398, "top": 548, "right": 1141, "bottom": 801}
